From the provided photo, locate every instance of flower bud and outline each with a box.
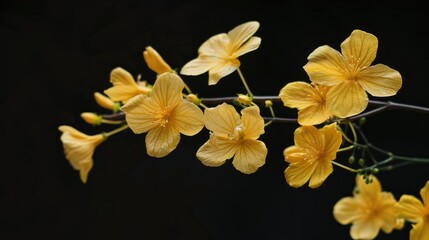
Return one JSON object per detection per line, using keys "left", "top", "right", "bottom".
{"left": 94, "top": 92, "right": 120, "bottom": 112}
{"left": 187, "top": 94, "right": 201, "bottom": 105}
{"left": 143, "top": 46, "right": 173, "bottom": 75}
{"left": 237, "top": 94, "right": 252, "bottom": 106}
{"left": 265, "top": 100, "right": 273, "bottom": 108}
{"left": 81, "top": 112, "right": 102, "bottom": 126}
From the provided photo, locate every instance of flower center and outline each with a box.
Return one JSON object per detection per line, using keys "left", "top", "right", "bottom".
{"left": 151, "top": 106, "right": 171, "bottom": 127}
{"left": 228, "top": 124, "right": 245, "bottom": 140}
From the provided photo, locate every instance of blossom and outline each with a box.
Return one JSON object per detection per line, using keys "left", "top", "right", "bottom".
{"left": 283, "top": 122, "right": 341, "bottom": 188}
{"left": 104, "top": 67, "right": 151, "bottom": 104}
{"left": 121, "top": 72, "right": 204, "bottom": 158}
{"left": 333, "top": 175, "right": 403, "bottom": 239}
{"left": 180, "top": 21, "right": 261, "bottom": 85}
{"left": 196, "top": 103, "right": 267, "bottom": 174}
{"left": 303, "top": 29, "right": 402, "bottom": 118}
{"left": 396, "top": 180, "right": 429, "bottom": 240}
{"left": 279, "top": 81, "right": 332, "bottom": 126}
{"left": 143, "top": 46, "right": 173, "bottom": 75}
{"left": 58, "top": 125, "right": 105, "bottom": 183}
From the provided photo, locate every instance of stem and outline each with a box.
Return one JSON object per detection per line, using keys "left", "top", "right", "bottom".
{"left": 332, "top": 161, "right": 358, "bottom": 172}
{"left": 102, "top": 119, "right": 126, "bottom": 125}
{"left": 103, "top": 124, "right": 129, "bottom": 138}
{"left": 337, "top": 145, "right": 355, "bottom": 153}
{"left": 237, "top": 68, "right": 253, "bottom": 97}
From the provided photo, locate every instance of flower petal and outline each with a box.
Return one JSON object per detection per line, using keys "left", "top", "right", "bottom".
{"left": 356, "top": 174, "right": 381, "bottom": 200}
{"left": 180, "top": 56, "right": 220, "bottom": 76}
{"left": 297, "top": 104, "right": 330, "bottom": 126}
{"left": 79, "top": 160, "right": 93, "bottom": 184}
{"left": 241, "top": 105, "right": 265, "bottom": 139}
{"left": 308, "top": 160, "right": 333, "bottom": 188}
{"left": 234, "top": 36, "right": 261, "bottom": 57}
{"left": 207, "top": 59, "right": 240, "bottom": 85}
{"left": 198, "top": 33, "right": 229, "bottom": 57}
{"left": 121, "top": 94, "right": 157, "bottom": 134}
{"left": 421, "top": 180, "right": 429, "bottom": 208}
{"left": 284, "top": 159, "right": 318, "bottom": 188}
{"left": 227, "top": 21, "right": 259, "bottom": 53}
{"left": 303, "top": 45, "right": 349, "bottom": 86}
{"left": 396, "top": 195, "right": 425, "bottom": 222}
{"left": 358, "top": 64, "right": 403, "bottom": 97}
{"left": 284, "top": 146, "right": 306, "bottom": 164}
{"left": 196, "top": 139, "right": 237, "bottom": 167}
{"left": 151, "top": 73, "right": 184, "bottom": 109}
{"left": 279, "top": 81, "right": 321, "bottom": 110}
{"left": 411, "top": 220, "right": 429, "bottom": 240}
{"left": 333, "top": 197, "right": 362, "bottom": 225}
{"left": 145, "top": 124, "right": 180, "bottom": 158}
{"left": 293, "top": 125, "right": 323, "bottom": 155}
{"left": 327, "top": 81, "right": 368, "bottom": 118}
{"left": 109, "top": 67, "right": 137, "bottom": 87}
{"left": 143, "top": 46, "right": 172, "bottom": 75}
{"left": 232, "top": 139, "right": 267, "bottom": 174}
{"left": 350, "top": 218, "right": 380, "bottom": 240}
{"left": 172, "top": 101, "right": 204, "bottom": 136}
{"left": 204, "top": 103, "right": 241, "bottom": 137}
{"left": 340, "top": 29, "right": 378, "bottom": 70}
{"left": 320, "top": 123, "right": 342, "bottom": 160}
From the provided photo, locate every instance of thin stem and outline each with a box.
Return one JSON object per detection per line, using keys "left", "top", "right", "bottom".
{"left": 102, "top": 119, "right": 125, "bottom": 125}
{"left": 337, "top": 145, "right": 355, "bottom": 153}
{"left": 264, "top": 105, "right": 276, "bottom": 127}
{"left": 332, "top": 161, "right": 358, "bottom": 173}
{"left": 237, "top": 68, "right": 253, "bottom": 97}
{"left": 103, "top": 124, "right": 129, "bottom": 138}
{"left": 102, "top": 112, "right": 125, "bottom": 121}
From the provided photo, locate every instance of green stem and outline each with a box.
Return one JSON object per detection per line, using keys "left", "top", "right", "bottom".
{"left": 103, "top": 124, "right": 129, "bottom": 138}
{"left": 337, "top": 145, "right": 355, "bottom": 153}
{"left": 332, "top": 161, "right": 358, "bottom": 173}
{"left": 237, "top": 68, "right": 253, "bottom": 97}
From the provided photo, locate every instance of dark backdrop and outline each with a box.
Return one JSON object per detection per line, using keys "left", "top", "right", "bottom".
{"left": 2, "top": 1, "right": 428, "bottom": 239}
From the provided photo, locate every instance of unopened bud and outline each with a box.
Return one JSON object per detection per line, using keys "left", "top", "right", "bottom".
{"left": 81, "top": 112, "right": 102, "bottom": 126}
{"left": 358, "top": 158, "right": 365, "bottom": 167}
{"left": 143, "top": 46, "right": 173, "bottom": 75}
{"left": 94, "top": 92, "right": 120, "bottom": 112}
{"left": 265, "top": 100, "right": 273, "bottom": 108}
{"left": 359, "top": 117, "right": 366, "bottom": 126}
{"left": 348, "top": 155, "right": 355, "bottom": 165}
{"left": 187, "top": 94, "right": 202, "bottom": 105}
{"left": 237, "top": 94, "right": 252, "bottom": 106}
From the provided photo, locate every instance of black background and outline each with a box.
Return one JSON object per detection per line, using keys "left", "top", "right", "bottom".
{"left": 2, "top": 1, "right": 428, "bottom": 239}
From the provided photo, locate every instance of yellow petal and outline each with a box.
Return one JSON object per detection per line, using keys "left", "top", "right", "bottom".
{"left": 241, "top": 105, "right": 264, "bottom": 139}
{"left": 109, "top": 67, "right": 138, "bottom": 87}
{"left": 121, "top": 94, "right": 157, "bottom": 134}
{"left": 421, "top": 180, "right": 429, "bottom": 208}
{"left": 333, "top": 197, "right": 362, "bottom": 224}
{"left": 350, "top": 218, "right": 380, "bottom": 240}
{"left": 293, "top": 125, "right": 323, "bottom": 155}
{"left": 284, "top": 159, "right": 318, "bottom": 188}
{"left": 180, "top": 56, "right": 219, "bottom": 76}
{"left": 58, "top": 125, "right": 88, "bottom": 139}
{"left": 327, "top": 81, "right": 368, "bottom": 118}
{"left": 340, "top": 29, "right": 378, "bottom": 70}
{"left": 283, "top": 146, "right": 306, "bottom": 164}
{"left": 204, "top": 103, "right": 241, "bottom": 137}
{"left": 227, "top": 21, "right": 260, "bottom": 53}
{"left": 207, "top": 58, "right": 240, "bottom": 85}
{"left": 308, "top": 160, "right": 333, "bottom": 188}
{"left": 234, "top": 36, "right": 261, "bottom": 57}
{"left": 410, "top": 220, "right": 429, "bottom": 240}
{"left": 172, "top": 101, "right": 204, "bottom": 136}
{"left": 320, "top": 123, "right": 342, "bottom": 160}
{"left": 196, "top": 139, "right": 237, "bottom": 167}
{"left": 356, "top": 174, "right": 381, "bottom": 200}
{"left": 79, "top": 160, "right": 93, "bottom": 184}
{"left": 303, "top": 45, "right": 349, "bottom": 86}
{"left": 150, "top": 73, "right": 184, "bottom": 109}
{"left": 358, "top": 64, "right": 403, "bottom": 97}
{"left": 198, "top": 33, "right": 229, "bottom": 57}
{"left": 104, "top": 85, "right": 143, "bottom": 103}
{"left": 379, "top": 192, "right": 401, "bottom": 234}
{"left": 396, "top": 195, "right": 425, "bottom": 222}
{"left": 145, "top": 124, "right": 180, "bottom": 158}
{"left": 143, "top": 46, "right": 172, "bottom": 75}
{"left": 279, "top": 81, "right": 321, "bottom": 109}
{"left": 297, "top": 104, "right": 330, "bottom": 126}
{"left": 232, "top": 139, "right": 267, "bottom": 174}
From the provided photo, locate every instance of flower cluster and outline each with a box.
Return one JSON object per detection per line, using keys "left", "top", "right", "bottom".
{"left": 58, "top": 21, "right": 428, "bottom": 239}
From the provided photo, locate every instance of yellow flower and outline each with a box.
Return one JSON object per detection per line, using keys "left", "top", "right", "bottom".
{"left": 121, "top": 72, "right": 204, "bottom": 158}
{"left": 143, "top": 46, "right": 173, "bottom": 75}
{"left": 333, "top": 175, "right": 402, "bottom": 240}
{"left": 196, "top": 103, "right": 267, "bottom": 174}
{"left": 279, "top": 81, "right": 332, "bottom": 126}
{"left": 58, "top": 126, "right": 105, "bottom": 183}
{"left": 283, "top": 122, "right": 341, "bottom": 188}
{"left": 104, "top": 67, "right": 152, "bottom": 104}
{"left": 303, "top": 29, "right": 402, "bottom": 118}
{"left": 180, "top": 21, "right": 261, "bottom": 85}
{"left": 396, "top": 180, "right": 429, "bottom": 240}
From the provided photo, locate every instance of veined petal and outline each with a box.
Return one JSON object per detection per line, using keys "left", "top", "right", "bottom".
{"left": 234, "top": 37, "right": 261, "bottom": 57}
{"left": 122, "top": 95, "right": 158, "bottom": 134}
{"left": 421, "top": 181, "right": 429, "bottom": 208}
{"left": 79, "top": 160, "right": 93, "bottom": 184}
{"left": 396, "top": 195, "right": 425, "bottom": 221}
{"left": 196, "top": 139, "right": 237, "bottom": 167}
{"left": 143, "top": 46, "right": 172, "bottom": 75}
{"left": 320, "top": 123, "right": 342, "bottom": 160}
{"left": 208, "top": 59, "right": 240, "bottom": 85}
{"left": 279, "top": 81, "right": 322, "bottom": 110}
{"left": 110, "top": 67, "right": 138, "bottom": 87}
{"left": 204, "top": 103, "right": 241, "bottom": 136}
{"left": 341, "top": 29, "right": 378, "bottom": 70}
{"left": 294, "top": 125, "right": 323, "bottom": 155}
{"left": 356, "top": 174, "right": 381, "bottom": 200}
{"left": 198, "top": 33, "right": 230, "bottom": 57}
{"left": 379, "top": 192, "right": 401, "bottom": 234}
{"left": 327, "top": 81, "right": 368, "bottom": 118}
{"left": 308, "top": 160, "right": 333, "bottom": 188}
{"left": 180, "top": 56, "right": 220, "bottom": 76}
{"left": 145, "top": 124, "right": 180, "bottom": 158}
{"left": 284, "top": 146, "right": 306, "bottom": 164}
{"left": 58, "top": 125, "right": 88, "bottom": 139}
{"left": 172, "top": 101, "right": 204, "bottom": 136}
{"left": 333, "top": 197, "right": 362, "bottom": 224}
{"left": 151, "top": 73, "right": 184, "bottom": 109}
{"left": 350, "top": 218, "right": 380, "bottom": 240}
{"left": 411, "top": 220, "right": 429, "bottom": 240}
{"left": 297, "top": 104, "right": 330, "bottom": 126}
{"left": 232, "top": 139, "right": 267, "bottom": 174}
{"left": 228, "top": 21, "right": 259, "bottom": 53}
{"left": 104, "top": 85, "right": 144, "bottom": 103}
{"left": 358, "top": 64, "right": 403, "bottom": 97}
{"left": 241, "top": 105, "right": 265, "bottom": 139}
{"left": 304, "top": 45, "right": 349, "bottom": 86}
{"left": 284, "top": 159, "right": 318, "bottom": 188}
